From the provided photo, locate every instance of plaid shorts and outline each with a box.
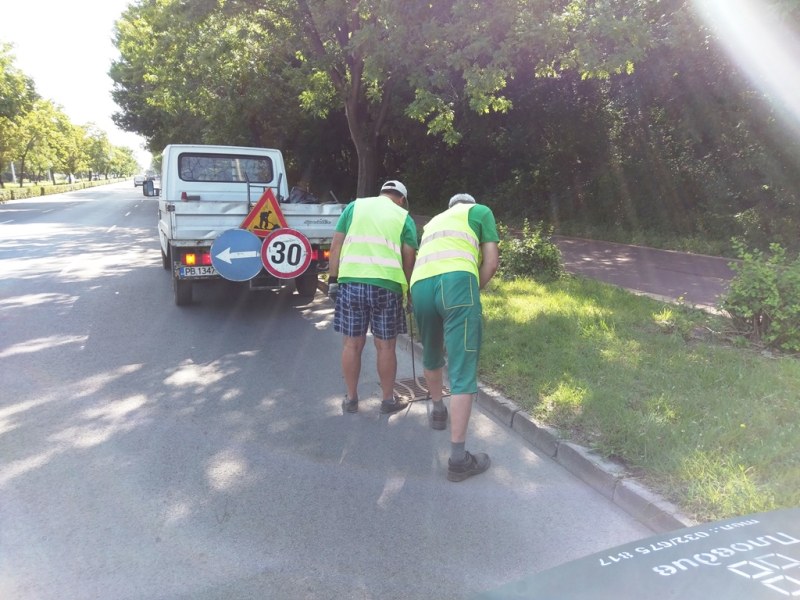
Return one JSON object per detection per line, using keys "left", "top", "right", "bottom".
{"left": 334, "top": 282, "right": 407, "bottom": 340}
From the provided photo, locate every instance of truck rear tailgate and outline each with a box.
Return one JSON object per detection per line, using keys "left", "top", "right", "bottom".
{"left": 165, "top": 200, "right": 343, "bottom": 245}
{"left": 282, "top": 204, "right": 343, "bottom": 244}
{"left": 167, "top": 201, "right": 248, "bottom": 244}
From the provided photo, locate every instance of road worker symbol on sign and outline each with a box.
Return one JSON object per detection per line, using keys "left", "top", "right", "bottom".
{"left": 240, "top": 188, "right": 288, "bottom": 237}
{"left": 259, "top": 210, "right": 280, "bottom": 231}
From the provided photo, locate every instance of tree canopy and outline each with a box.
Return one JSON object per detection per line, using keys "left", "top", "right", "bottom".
{"left": 112, "top": 0, "right": 652, "bottom": 194}
{"left": 110, "top": 0, "right": 800, "bottom": 254}
{"left": 1, "top": 43, "right": 140, "bottom": 186}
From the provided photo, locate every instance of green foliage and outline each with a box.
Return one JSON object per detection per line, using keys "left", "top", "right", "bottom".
{"left": 722, "top": 242, "right": 800, "bottom": 353}
{"left": 1, "top": 45, "right": 139, "bottom": 185}
{"left": 105, "top": 0, "right": 800, "bottom": 253}
{"left": 497, "top": 219, "right": 564, "bottom": 282}
{"left": 0, "top": 179, "right": 126, "bottom": 202}
{"left": 111, "top": 0, "right": 655, "bottom": 197}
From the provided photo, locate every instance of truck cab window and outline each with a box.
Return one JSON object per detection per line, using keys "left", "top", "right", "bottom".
{"left": 178, "top": 153, "right": 273, "bottom": 183}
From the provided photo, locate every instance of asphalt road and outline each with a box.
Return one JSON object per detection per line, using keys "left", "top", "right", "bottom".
{"left": 0, "top": 182, "right": 652, "bottom": 600}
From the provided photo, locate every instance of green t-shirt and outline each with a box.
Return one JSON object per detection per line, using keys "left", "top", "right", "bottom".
{"left": 465, "top": 204, "right": 500, "bottom": 244}
{"left": 335, "top": 200, "right": 419, "bottom": 294}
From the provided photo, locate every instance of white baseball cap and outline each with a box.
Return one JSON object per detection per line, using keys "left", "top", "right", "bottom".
{"left": 448, "top": 193, "right": 476, "bottom": 208}
{"left": 380, "top": 180, "right": 407, "bottom": 200}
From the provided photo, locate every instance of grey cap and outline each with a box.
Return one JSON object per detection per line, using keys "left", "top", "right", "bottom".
{"left": 448, "top": 193, "right": 476, "bottom": 208}
{"left": 380, "top": 180, "right": 407, "bottom": 199}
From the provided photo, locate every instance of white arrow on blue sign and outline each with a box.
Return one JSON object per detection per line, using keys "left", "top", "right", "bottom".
{"left": 211, "top": 229, "right": 265, "bottom": 282}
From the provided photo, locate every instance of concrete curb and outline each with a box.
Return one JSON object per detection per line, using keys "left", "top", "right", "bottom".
{"left": 321, "top": 281, "right": 695, "bottom": 533}
{"left": 397, "top": 331, "right": 697, "bottom": 534}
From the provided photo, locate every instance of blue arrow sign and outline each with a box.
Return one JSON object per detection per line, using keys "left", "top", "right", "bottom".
{"left": 210, "top": 229, "right": 264, "bottom": 282}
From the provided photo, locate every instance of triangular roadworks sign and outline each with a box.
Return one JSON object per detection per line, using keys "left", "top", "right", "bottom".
{"left": 240, "top": 188, "right": 288, "bottom": 237}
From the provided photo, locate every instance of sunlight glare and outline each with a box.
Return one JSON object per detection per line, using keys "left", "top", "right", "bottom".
{"left": 207, "top": 450, "right": 249, "bottom": 491}
{"left": 0, "top": 335, "right": 88, "bottom": 359}
{"left": 165, "top": 360, "right": 237, "bottom": 388}
{"left": 377, "top": 474, "right": 406, "bottom": 508}
{"left": 693, "top": 0, "right": 800, "bottom": 131}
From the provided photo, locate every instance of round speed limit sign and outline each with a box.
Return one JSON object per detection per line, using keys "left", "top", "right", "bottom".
{"left": 260, "top": 228, "right": 312, "bottom": 279}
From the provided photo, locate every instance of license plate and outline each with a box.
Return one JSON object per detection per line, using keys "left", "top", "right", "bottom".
{"left": 179, "top": 265, "right": 217, "bottom": 277}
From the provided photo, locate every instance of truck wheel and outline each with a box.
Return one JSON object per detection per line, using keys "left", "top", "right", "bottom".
{"left": 174, "top": 277, "right": 192, "bottom": 306}
{"left": 161, "top": 247, "right": 170, "bottom": 270}
{"left": 294, "top": 269, "right": 318, "bottom": 298}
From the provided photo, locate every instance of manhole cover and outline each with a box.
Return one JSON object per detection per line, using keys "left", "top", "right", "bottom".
{"left": 393, "top": 377, "right": 450, "bottom": 402}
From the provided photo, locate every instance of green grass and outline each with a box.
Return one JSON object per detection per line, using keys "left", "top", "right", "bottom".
{"left": 480, "top": 275, "right": 800, "bottom": 522}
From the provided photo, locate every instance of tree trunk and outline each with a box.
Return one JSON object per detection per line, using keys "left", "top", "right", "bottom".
{"left": 353, "top": 133, "right": 378, "bottom": 198}
{"left": 344, "top": 90, "right": 383, "bottom": 198}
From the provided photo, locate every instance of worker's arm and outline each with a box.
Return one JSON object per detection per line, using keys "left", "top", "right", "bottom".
{"left": 401, "top": 243, "right": 416, "bottom": 287}
{"left": 478, "top": 241, "right": 499, "bottom": 290}
{"left": 327, "top": 231, "right": 345, "bottom": 279}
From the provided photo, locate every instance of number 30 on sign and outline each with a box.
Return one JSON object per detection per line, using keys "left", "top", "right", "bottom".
{"left": 260, "top": 228, "right": 312, "bottom": 279}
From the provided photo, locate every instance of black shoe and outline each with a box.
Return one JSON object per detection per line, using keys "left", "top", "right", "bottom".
{"left": 447, "top": 451, "right": 491, "bottom": 482}
{"left": 341, "top": 396, "right": 358, "bottom": 413}
{"left": 380, "top": 396, "right": 409, "bottom": 415}
{"left": 430, "top": 406, "right": 448, "bottom": 430}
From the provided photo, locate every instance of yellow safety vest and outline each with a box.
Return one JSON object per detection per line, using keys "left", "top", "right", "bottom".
{"left": 410, "top": 203, "right": 479, "bottom": 286}
{"left": 339, "top": 196, "right": 409, "bottom": 292}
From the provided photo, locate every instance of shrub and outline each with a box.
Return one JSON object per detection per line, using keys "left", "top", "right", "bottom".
{"left": 721, "top": 241, "right": 800, "bottom": 353}
{"left": 497, "top": 219, "right": 564, "bottom": 282}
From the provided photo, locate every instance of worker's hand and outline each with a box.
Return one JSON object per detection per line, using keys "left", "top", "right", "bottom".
{"left": 327, "top": 282, "right": 339, "bottom": 303}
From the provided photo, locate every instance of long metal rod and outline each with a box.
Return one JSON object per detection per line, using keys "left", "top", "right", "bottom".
{"left": 409, "top": 310, "right": 417, "bottom": 381}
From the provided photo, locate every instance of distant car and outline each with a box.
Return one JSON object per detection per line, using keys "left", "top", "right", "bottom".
{"left": 134, "top": 175, "right": 146, "bottom": 187}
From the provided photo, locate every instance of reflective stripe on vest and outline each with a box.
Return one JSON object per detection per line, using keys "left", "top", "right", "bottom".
{"left": 343, "top": 234, "right": 401, "bottom": 256}
{"left": 410, "top": 203, "right": 479, "bottom": 286}
{"left": 339, "top": 196, "right": 409, "bottom": 291}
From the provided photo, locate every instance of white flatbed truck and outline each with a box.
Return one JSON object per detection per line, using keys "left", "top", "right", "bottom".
{"left": 149, "top": 144, "right": 343, "bottom": 305}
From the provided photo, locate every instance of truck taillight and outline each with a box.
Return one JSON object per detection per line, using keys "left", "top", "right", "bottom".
{"left": 181, "top": 251, "right": 212, "bottom": 266}
{"left": 310, "top": 247, "right": 331, "bottom": 261}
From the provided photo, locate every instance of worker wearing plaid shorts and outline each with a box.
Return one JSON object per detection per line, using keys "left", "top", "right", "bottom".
{"left": 327, "top": 180, "right": 418, "bottom": 415}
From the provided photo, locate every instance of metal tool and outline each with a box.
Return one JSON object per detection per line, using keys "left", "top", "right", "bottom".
{"left": 393, "top": 308, "right": 449, "bottom": 402}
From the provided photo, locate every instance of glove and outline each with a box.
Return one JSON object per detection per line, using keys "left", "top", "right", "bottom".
{"left": 328, "top": 282, "right": 339, "bottom": 302}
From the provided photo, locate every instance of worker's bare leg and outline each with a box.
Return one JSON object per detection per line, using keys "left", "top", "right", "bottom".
{"left": 342, "top": 335, "right": 366, "bottom": 400}
{"left": 449, "top": 393, "right": 473, "bottom": 443}
{"left": 374, "top": 336, "right": 398, "bottom": 400}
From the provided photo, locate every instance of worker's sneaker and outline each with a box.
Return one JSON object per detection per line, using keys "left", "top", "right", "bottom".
{"left": 341, "top": 396, "right": 358, "bottom": 414}
{"left": 430, "top": 405, "right": 448, "bottom": 430}
{"left": 380, "top": 396, "right": 409, "bottom": 415}
{"left": 447, "top": 451, "right": 491, "bottom": 482}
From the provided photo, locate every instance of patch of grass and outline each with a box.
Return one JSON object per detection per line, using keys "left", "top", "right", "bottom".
{"left": 480, "top": 275, "right": 800, "bottom": 522}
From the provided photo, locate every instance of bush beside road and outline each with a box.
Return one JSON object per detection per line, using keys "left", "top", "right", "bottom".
{"left": 0, "top": 178, "right": 127, "bottom": 202}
